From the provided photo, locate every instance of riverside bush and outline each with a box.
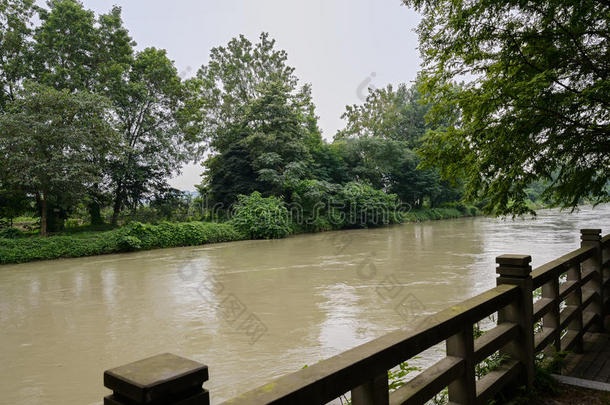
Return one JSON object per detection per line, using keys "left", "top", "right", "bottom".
{"left": 403, "top": 208, "right": 463, "bottom": 222}
{"left": 0, "top": 227, "right": 24, "bottom": 239}
{"left": 0, "top": 221, "right": 245, "bottom": 264}
{"left": 230, "top": 192, "right": 292, "bottom": 239}
{"left": 338, "top": 182, "right": 404, "bottom": 227}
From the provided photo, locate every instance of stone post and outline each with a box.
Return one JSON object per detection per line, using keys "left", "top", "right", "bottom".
{"left": 104, "top": 353, "right": 209, "bottom": 405}
{"left": 496, "top": 254, "right": 535, "bottom": 390}
{"left": 446, "top": 323, "right": 476, "bottom": 405}
{"left": 351, "top": 373, "right": 389, "bottom": 405}
{"left": 581, "top": 229, "right": 604, "bottom": 331}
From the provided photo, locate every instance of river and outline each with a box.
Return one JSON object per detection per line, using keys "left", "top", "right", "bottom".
{"left": 1, "top": 205, "right": 609, "bottom": 404}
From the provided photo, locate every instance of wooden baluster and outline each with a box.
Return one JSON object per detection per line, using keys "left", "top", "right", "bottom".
{"left": 542, "top": 276, "right": 561, "bottom": 352}
{"left": 446, "top": 324, "right": 476, "bottom": 405}
{"left": 496, "top": 255, "right": 535, "bottom": 390}
{"left": 566, "top": 263, "right": 584, "bottom": 353}
{"left": 581, "top": 229, "right": 603, "bottom": 331}
{"left": 351, "top": 373, "right": 389, "bottom": 405}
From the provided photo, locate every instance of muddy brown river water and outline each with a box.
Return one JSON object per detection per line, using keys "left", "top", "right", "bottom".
{"left": 1, "top": 205, "right": 609, "bottom": 404}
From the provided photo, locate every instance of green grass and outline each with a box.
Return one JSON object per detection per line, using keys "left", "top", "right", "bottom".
{"left": 403, "top": 206, "right": 478, "bottom": 222}
{"left": 0, "top": 221, "right": 246, "bottom": 265}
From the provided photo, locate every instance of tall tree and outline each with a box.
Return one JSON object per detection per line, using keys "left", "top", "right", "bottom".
{"left": 33, "top": 0, "right": 99, "bottom": 91}
{"left": 404, "top": 0, "right": 610, "bottom": 214}
{"left": 95, "top": 5, "right": 135, "bottom": 91}
{"left": 336, "top": 83, "right": 429, "bottom": 148}
{"left": 186, "top": 32, "right": 307, "bottom": 152}
{"left": 0, "top": 83, "right": 116, "bottom": 236}
{"left": 0, "top": 0, "right": 36, "bottom": 111}
{"left": 190, "top": 33, "right": 321, "bottom": 205}
{"left": 335, "top": 81, "right": 463, "bottom": 208}
{"left": 109, "top": 47, "right": 189, "bottom": 224}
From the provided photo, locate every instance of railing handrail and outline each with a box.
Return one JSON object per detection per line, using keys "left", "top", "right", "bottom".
{"left": 220, "top": 284, "right": 519, "bottom": 404}
{"left": 531, "top": 245, "right": 596, "bottom": 289}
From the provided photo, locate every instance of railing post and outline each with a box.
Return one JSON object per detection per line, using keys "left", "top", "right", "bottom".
{"left": 566, "top": 262, "right": 584, "bottom": 353}
{"left": 542, "top": 276, "right": 561, "bottom": 352}
{"left": 496, "top": 255, "right": 535, "bottom": 390}
{"left": 103, "top": 353, "right": 210, "bottom": 405}
{"left": 581, "top": 229, "right": 604, "bottom": 331}
{"left": 446, "top": 324, "right": 476, "bottom": 405}
{"left": 351, "top": 373, "right": 389, "bottom": 405}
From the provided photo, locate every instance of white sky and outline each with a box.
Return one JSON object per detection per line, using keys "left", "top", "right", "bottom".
{"left": 82, "top": 0, "right": 423, "bottom": 190}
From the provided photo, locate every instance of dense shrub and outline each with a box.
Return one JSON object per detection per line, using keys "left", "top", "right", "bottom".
{"left": 117, "top": 235, "right": 142, "bottom": 252}
{"left": 64, "top": 219, "right": 81, "bottom": 228}
{"left": 288, "top": 180, "right": 343, "bottom": 232}
{"left": 440, "top": 202, "right": 480, "bottom": 216}
{"left": 0, "top": 221, "right": 245, "bottom": 264}
{"left": 403, "top": 207, "right": 464, "bottom": 222}
{"left": 231, "top": 192, "right": 292, "bottom": 239}
{"left": 0, "top": 227, "right": 24, "bottom": 239}
{"left": 338, "top": 182, "right": 404, "bottom": 228}
{"left": 116, "top": 221, "right": 245, "bottom": 249}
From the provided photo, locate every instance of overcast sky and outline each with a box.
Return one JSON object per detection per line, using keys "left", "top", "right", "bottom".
{"left": 82, "top": 0, "right": 423, "bottom": 190}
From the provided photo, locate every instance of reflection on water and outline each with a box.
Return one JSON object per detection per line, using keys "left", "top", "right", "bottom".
{"left": 1, "top": 205, "right": 609, "bottom": 404}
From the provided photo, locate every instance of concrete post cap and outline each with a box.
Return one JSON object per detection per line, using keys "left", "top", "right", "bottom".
{"left": 104, "top": 353, "right": 208, "bottom": 404}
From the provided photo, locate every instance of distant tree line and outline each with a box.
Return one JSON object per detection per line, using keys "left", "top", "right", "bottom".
{"left": 0, "top": 0, "right": 466, "bottom": 236}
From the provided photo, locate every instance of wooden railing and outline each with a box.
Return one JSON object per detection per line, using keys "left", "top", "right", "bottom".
{"left": 102, "top": 229, "right": 609, "bottom": 405}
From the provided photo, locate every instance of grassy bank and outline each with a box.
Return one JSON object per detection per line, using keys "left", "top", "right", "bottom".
{"left": 0, "top": 222, "right": 246, "bottom": 265}
{"left": 0, "top": 206, "right": 478, "bottom": 265}
{"left": 403, "top": 206, "right": 476, "bottom": 222}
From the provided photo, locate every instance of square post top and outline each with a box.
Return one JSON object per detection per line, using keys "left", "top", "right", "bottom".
{"left": 581, "top": 229, "right": 601, "bottom": 242}
{"left": 104, "top": 353, "right": 208, "bottom": 404}
{"left": 496, "top": 254, "right": 532, "bottom": 278}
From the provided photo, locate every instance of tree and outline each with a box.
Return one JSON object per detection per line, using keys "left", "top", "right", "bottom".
{"left": 1, "top": 0, "right": 192, "bottom": 227}
{"left": 201, "top": 143, "right": 262, "bottom": 209}
{"left": 185, "top": 32, "right": 301, "bottom": 152}
{"left": 403, "top": 0, "right": 610, "bottom": 215}
{"left": 108, "top": 47, "right": 189, "bottom": 224}
{"left": 0, "top": 0, "right": 36, "bottom": 111}
{"left": 336, "top": 83, "right": 430, "bottom": 148}
{"left": 334, "top": 82, "right": 463, "bottom": 208}
{"left": 201, "top": 80, "right": 314, "bottom": 205}
{"left": 149, "top": 188, "right": 191, "bottom": 221}
{"left": 0, "top": 83, "right": 116, "bottom": 236}
{"left": 33, "top": 0, "right": 99, "bottom": 91}
{"left": 334, "top": 137, "right": 458, "bottom": 208}
{"left": 191, "top": 33, "right": 321, "bottom": 206}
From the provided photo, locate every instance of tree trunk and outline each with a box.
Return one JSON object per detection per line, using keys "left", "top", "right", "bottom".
{"left": 89, "top": 201, "right": 104, "bottom": 226}
{"left": 111, "top": 185, "right": 123, "bottom": 226}
{"left": 40, "top": 191, "right": 47, "bottom": 237}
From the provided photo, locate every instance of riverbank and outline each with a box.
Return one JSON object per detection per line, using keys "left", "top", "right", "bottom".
{"left": 0, "top": 206, "right": 477, "bottom": 265}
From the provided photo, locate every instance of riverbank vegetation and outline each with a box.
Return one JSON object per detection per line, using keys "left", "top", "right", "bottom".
{"left": 0, "top": 0, "right": 484, "bottom": 264}
{"left": 2, "top": 0, "right": 601, "bottom": 265}
{"left": 0, "top": 202, "right": 477, "bottom": 265}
